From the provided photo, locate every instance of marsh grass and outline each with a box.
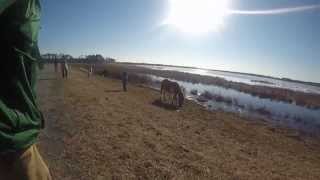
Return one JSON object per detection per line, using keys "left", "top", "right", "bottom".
{"left": 73, "top": 63, "right": 320, "bottom": 110}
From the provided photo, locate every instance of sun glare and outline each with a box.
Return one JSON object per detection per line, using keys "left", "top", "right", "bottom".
{"left": 164, "top": 0, "right": 231, "bottom": 35}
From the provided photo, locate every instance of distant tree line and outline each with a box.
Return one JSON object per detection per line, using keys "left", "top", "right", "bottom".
{"left": 41, "top": 53, "right": 116, "bottom": 64}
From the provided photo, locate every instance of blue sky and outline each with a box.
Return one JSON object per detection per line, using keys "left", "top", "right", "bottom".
{"left": 39, "top": 0, "right": 320, "bottom": 83}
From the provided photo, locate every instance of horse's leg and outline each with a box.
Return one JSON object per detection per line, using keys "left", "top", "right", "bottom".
{"left": 174, "top": 93, "right": 178, "bottom": 106}
{"left": 172, "top": 93, "right": 175, "bottom": 106}
{"left": 171, "top": 93, "right": 174, "bottom": 105}
{"left": 172, "top": 93, "right": 176, "bottom": 105}
{"left": 174, "top": 93, "right": 178, "bottom": 107}
{"left": 162, "top": 89, "right": 166, "bottom": 102}
{"left": 161, "top": 90, "right": 163, "bottom": 102}
{"left": 161, "top": 91, "right": 164, "bottom": 102}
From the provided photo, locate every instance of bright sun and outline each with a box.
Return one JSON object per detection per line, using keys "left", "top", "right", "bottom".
{"left": 164, "top": 0, "right": 231, "bottom": 34}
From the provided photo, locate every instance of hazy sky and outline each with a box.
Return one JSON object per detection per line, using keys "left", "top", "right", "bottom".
{"left": 39, "top": 0, "right": 320, "bottom": 83}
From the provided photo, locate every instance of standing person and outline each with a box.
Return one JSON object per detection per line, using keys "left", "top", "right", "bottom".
{"left": 54, "top": 58, "right": 58, "bottom": 72}
{"left": 61, "top": 59, "right": 69, "bottom": 79}
{"left": 122, "top": 72, "right": 128, "bottom": 92}
{"left": 60, "top": 60, "right": 64, "bottom": 77}
{"left": 88, "top": 64, "right": 93, "bottom": 78}
{"left": 0, "top": 0, "right": 51, "bottom": 179}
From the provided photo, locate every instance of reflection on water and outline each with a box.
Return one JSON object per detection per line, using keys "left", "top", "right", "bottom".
{"left": 143, "top": 74, "right": 320, "bottom": 136}
{"left": 137, "top": 65, "right": 320, "bottom": 94}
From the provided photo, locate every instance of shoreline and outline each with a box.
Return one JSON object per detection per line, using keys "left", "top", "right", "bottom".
{"left": 117, "top": 62, "right": 320, "bottom": 87}
{"left": 92, "top": 63, "right": 320, "bottom": 109}
{"left": 73, "top": 63, "right": 320, "bottom": 137}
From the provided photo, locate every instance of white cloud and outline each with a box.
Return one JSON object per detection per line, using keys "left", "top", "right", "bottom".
{"left": 229, "top": 4, "right": 320, "bottom": 15}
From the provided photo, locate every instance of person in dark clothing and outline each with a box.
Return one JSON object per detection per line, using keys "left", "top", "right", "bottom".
{"left": 54, "top": 59, "right": 58, "bottom": 72}
{"left": 0, "top": 0, "right": 51, "bottom": 179}
{"left": 122, "top": 72, "right": 128, "bottom": 92}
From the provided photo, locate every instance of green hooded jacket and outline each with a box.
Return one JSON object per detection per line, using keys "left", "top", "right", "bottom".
{"left": 0, "top": 0, "right": 43, "bottom": 153}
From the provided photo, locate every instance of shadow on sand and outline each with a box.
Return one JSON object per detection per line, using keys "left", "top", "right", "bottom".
{"left": 104, "top": 89, "right": 123, "bottom": 93}
{"left": 152, "top": 99, "right": 179, "bottom": 111}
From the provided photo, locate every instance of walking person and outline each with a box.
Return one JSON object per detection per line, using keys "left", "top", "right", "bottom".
{"left": 122, "top": 72, "right": 128, "bottom": 92}
{"left": 0, "top": 0, "right": 51, "bottom": 179}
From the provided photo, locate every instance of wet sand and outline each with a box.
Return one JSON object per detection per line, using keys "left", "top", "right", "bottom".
{"left": 37, "top": 65, "right": 320, "bottom": 180}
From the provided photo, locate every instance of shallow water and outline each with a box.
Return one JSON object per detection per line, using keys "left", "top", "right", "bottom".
{"left": 142, "top": 74, "right": 320, "bottom": 136}
{"left": 137, "top": 65, "right": 320, "bottom": 95}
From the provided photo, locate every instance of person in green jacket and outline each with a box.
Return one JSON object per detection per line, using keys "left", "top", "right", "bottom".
{"left": 0, "top": 0, "right": 51, "bottom": 179}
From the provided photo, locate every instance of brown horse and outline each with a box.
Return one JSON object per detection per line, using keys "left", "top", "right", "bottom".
{"left": 160, "top": 79, "right": 184, "bottom": 107}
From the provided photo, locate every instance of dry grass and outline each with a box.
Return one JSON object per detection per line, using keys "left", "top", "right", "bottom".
{"left": 37, "top": 65, "right": 320, "bottom": 180}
